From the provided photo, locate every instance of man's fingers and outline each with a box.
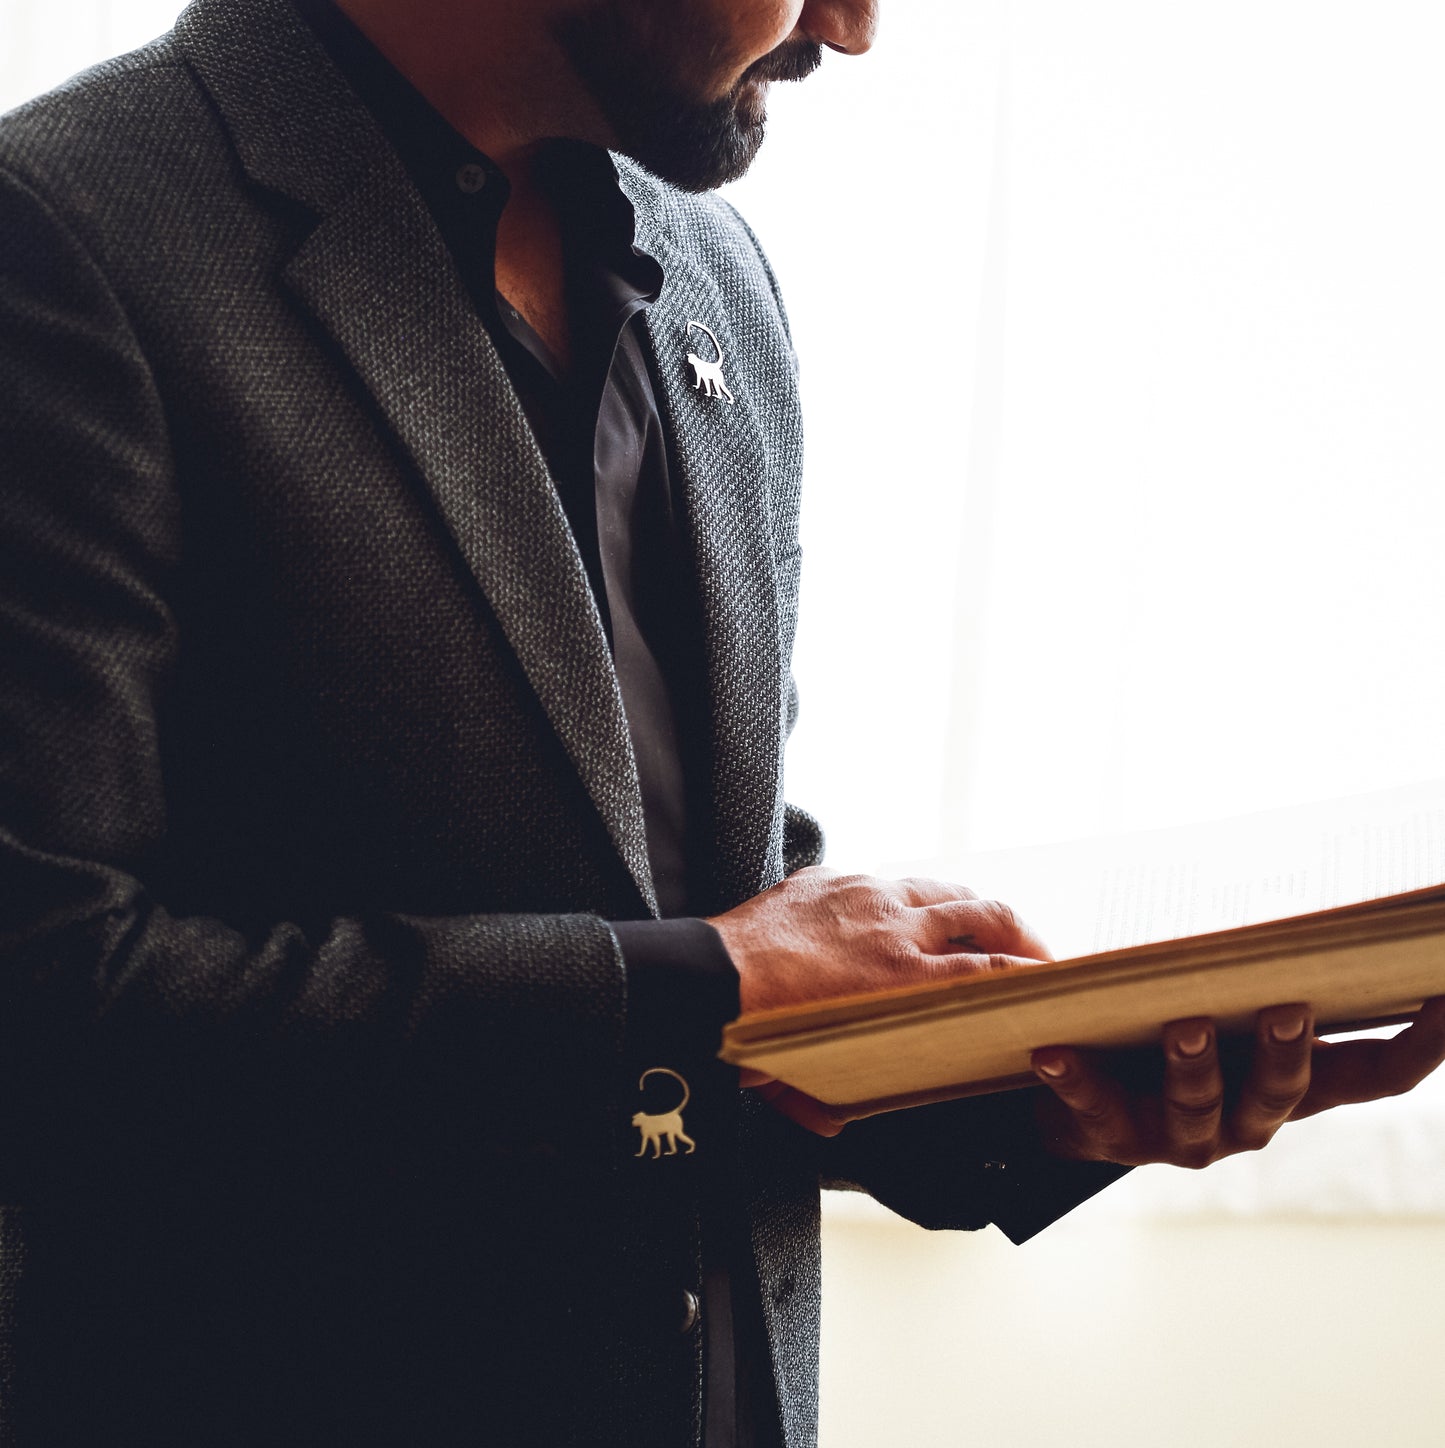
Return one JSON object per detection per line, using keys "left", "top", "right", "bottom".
{"left": 1031, "top": 1046, "right": 1137, "bottom": 1162}
{"left": 922, "top": 896, "right": 1054, "bottom": 962}
{"left": 1160, "top": 1019, "right": 1225, "bottom": 1164}
{"left": 1297, "top": 996, "right": 1445, "bottom": 1119}
{"left": 914, "top": 950, "right": 1053, "bottom": 985}
{"left": 1403, "top": 995, "right": 1445, "bottom": 1079}
{"left": 740, "top": 1067, "right": 872, "bottom": 1137}
{"left": 1232, "top": 1005, "right": 1313, "bottom": 1148}
{"left": 1387, "top": 995, "right": 1445, "bottom": 1089}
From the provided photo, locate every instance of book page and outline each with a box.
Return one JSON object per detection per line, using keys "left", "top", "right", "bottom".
{"left": 894, "top": 780, "right": 1445, "bottom": 963}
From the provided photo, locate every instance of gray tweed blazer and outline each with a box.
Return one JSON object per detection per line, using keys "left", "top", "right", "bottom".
{"left": 0, "top": 1, "right": 1121, "bottom": 1443}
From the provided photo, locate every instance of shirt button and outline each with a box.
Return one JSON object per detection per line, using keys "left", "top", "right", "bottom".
{"left": 678, "top": 1289, "right": 701, "bottom": 1334}
{"left": 455, "top": 163, "right": 488, "bottom": 194}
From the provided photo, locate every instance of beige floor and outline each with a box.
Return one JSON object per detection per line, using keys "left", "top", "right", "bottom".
{"left": 820, "top": 1197, "right": 1445, "bottom": 1448}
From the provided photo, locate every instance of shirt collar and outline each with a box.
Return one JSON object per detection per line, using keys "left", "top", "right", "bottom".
{"left": 291, "top": 0, "right": 662, "bottom": 303}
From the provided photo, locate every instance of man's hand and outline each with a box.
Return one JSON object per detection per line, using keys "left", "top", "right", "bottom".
{"left": 709, "top": 866, "right": 1051, "bottom": 1136}
{"left": 1031, "top": 997, "right": 1445, "bottom": 1167}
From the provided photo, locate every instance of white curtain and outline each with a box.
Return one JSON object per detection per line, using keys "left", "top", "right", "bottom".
{"left": 727, "top": 0, "right": 1445, "bottom": 872}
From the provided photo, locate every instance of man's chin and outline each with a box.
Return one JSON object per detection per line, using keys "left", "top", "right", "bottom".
{"left": 733, "top": 79, "right": 770, "bottom": 134}
{"left": 620, "top": 110, "right": 766, "bottom": 193}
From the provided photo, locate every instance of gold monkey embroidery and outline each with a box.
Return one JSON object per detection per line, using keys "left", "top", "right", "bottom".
{"left": 685, "top": 321, "right": 736, "bottom": 404}
{"left": 633, "top": 1067, "right": 697, "bottom": 1158}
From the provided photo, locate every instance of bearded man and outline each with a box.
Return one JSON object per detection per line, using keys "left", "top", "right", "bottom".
{"left": 3, "top": 1, "right": 1442, "bottom": 1444}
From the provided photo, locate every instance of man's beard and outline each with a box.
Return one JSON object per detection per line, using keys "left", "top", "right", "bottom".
{"left": 555, "top": 5, "right": 822, "bottom": 192}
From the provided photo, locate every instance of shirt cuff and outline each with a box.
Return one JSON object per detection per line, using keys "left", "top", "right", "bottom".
{"left": 610, "top": 917, "right": 739, "bottom": 1065}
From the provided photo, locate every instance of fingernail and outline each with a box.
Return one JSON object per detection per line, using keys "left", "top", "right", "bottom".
{"left": 1270, "top": 1017, "right": 1307, "bottom": 1043}
{"left": 1034, "top": 1056, "right": 1068, "bottom": 1079}
{"left": 1175, "top": 1028, "right": 1210, "bottom": 1058}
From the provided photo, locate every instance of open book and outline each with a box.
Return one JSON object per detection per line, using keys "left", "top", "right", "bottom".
{"left": 719, "top": 781, "right": 1445, "bottom": 1110}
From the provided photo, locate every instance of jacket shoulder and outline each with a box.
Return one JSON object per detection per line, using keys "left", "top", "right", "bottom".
{"left": 0, "top": 37, "right": 223, "bottom": 242}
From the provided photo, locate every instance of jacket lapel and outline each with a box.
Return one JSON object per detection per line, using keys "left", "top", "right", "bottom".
{"left": 623, "top": 178, "right": 786, "bottom": 908}
{"left": 176, "top": 0, "right": 657, "bottom": 913}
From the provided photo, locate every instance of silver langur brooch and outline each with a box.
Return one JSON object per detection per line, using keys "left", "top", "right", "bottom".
{"left": 685, "top": 321, "right": 736, "bottom": 404}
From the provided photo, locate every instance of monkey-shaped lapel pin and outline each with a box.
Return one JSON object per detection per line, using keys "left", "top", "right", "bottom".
{"left": 633, "top": 1067, "right": 697, "bottom": 1158}
{"left": 685, "top": 321, "right": 736, "bottom": 404}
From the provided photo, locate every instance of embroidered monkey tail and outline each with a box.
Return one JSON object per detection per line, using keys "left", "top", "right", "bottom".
{"left": 638, "top": 1067, "right": 690, "bottom": 1113}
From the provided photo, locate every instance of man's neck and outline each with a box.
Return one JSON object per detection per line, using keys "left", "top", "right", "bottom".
{"left": 493, "top": 155, "right": 574, "bottom": 373}
{"left": 331, "top": 0, "right": 612, "bottom": 183}
{"left": 333, "top": 0, "right": 607, "bottom": 367}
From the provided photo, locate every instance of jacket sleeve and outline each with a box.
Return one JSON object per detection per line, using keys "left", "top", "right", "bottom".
{"left": 0, "top": 161, "right": 631, "bottom": 1194}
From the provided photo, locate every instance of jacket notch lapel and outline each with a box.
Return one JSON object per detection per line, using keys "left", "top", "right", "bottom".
{"left": 282, "top": 184, "right": 657, "bottom": 914}
{"left": 634, "top": 237, "right": 787, "bottom": 907}
{"left": 181, "top": 0, "right": 657, "bottom": 912}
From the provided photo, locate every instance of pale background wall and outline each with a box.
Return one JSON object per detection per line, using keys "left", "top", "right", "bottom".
{"left": 821, "top": 1196, "right": 1445, "bottom": 1448}
{"left": 820, "top": 1083, "right": 1445, "bottom": 1447}
{"left": 5, "top": 2, "right": 1445, "bottom": 1444}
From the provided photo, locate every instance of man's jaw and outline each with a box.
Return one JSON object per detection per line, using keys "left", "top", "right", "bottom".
{"left": 550, "top": 15, "right": 825, "bottom": 192}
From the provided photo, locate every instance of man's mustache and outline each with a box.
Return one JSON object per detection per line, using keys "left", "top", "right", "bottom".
{"left": 743, "top": 39, "right": 824, "bottom": 87}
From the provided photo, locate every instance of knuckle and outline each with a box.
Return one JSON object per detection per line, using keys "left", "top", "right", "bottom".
{"left": 899, "top": 875, "right": 945, "bottom": 898}
{"left": 793, "top": 864, "right": 834, "bottom": 885}
{"left": 885, "top": 936, "right": 925, "bottom": 978}
{"left": 1252, "top": 1085, "right": 1307, "bottom": 1117}
{"left": 841, "top": 876, "right": 908, "bottom": 927}
{"left": 1166, "top": 1092, "right": 1224, "bottom": 1122}
{"left": 1233, "top": 1126, "right": 1276, "bottom": 1154}
{"left": 1096, "top": 1127, "right": 1139, "bottom": 1163}
{"left": 873, "top": 892, "right": 911, "bottom": 929}
{"left": 985, "top": 899, "right": 1022, "bottom": 939}
{"left": 1175, "top": 1143, "right": 1219, "bottom": 1171}
{"left": 1066, "top": 1094, "right": 1115, "bottom": 1130}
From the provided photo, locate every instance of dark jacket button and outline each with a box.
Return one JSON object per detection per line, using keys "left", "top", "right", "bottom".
{"left": 679, "top": 1289, "right": 701, "bottom": 1334}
